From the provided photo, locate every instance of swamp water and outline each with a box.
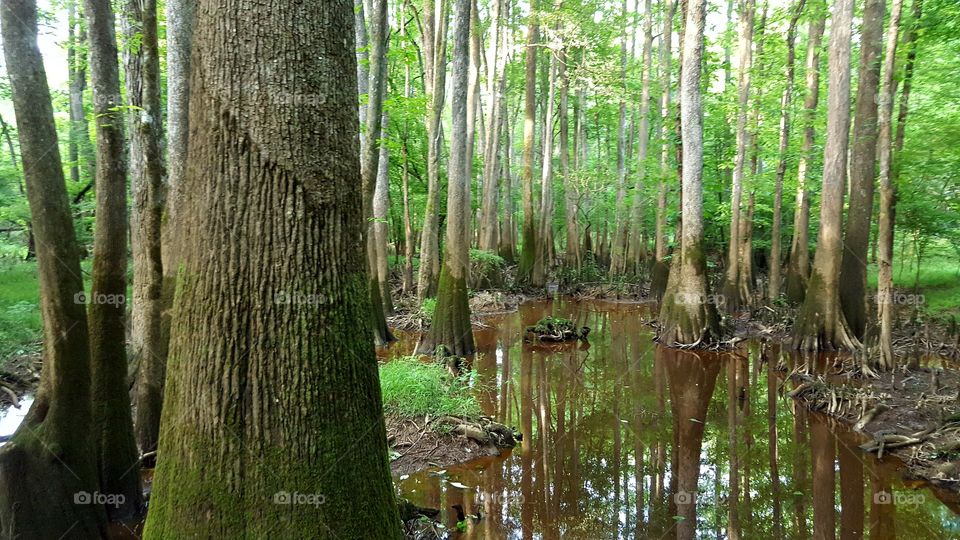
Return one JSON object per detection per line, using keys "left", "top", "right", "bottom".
{"left": 388, "top": 298, "right": 960, "bottom": 539}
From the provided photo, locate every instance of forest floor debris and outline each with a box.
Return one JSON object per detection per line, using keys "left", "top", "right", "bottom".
{"left": 524, "top": 316, "right": 590, "bottom": 343}
{"left": 566, "top": 281, "right": 649, "bottom": 301}
{"left": 387, "top": 414, "right": 519, "bottom": 477}
{"left": 786, "top": 365, "right": 960, "bottom": 491}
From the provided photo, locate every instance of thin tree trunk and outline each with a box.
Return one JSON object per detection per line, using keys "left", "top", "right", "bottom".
{"left": 792, "top": 0, "right": 860, "bottom": 352}
{"left": 401, "top": 135, "right": 415, "bottom": 294}
{"left": 0, "top": 1, "right": 105, "bottom": 534}
{"left": 125, "top": 0, "right": 166, "bottom": 464}
{"left": 479, "top": 0, "right": 503, "bottom": 252}
{"left": 629, "top": 0, "right": 654, "bottom": 274}
{"left": 538, "top": 29, "right": 558, "bottom": 282}
{"left": 877, "top": 0, "right": 908, "bottom": 369}
{"left": 417, "top": 0, "right": 449, "bottom": 299}
{"left": 560, "top": 36, "right": 580, "bottom": 271}
{"left": 651, "top": 0, "right": 675, "bottom": 300}
{"left": 143, "top": 0, "right": 401, "bottom": 535}
{"left": 769, "top": 0, "right": 805, "bottom": 301}
{"left": 609, "top": 0, "right": 630, "bottom": 276}
{"left": 840, "top": 0, "right": 885, "bottom": 339}
{"left": 418, "top": 0, "right": 475, "bottom": 356}
{"left": 374, "top": 113, "right": 393, "bottom": 315}
{"left": 722, "top": 0, "right": 754, "bottom": 311}
{"left": 785, "top": 9, "right": 825, "bottom": 304}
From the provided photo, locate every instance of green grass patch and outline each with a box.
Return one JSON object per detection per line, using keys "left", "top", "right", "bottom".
{"left": 0, "top": 261, "right": 43, "bottom": 363}
{"left": 379, "top": 356, "right": 480, "bottom": 418}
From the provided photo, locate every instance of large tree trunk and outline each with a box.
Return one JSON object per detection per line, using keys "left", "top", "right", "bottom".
{"left": 792, "top": 0, "right": 860, "bottom": 352}
{"left": 418, "top": 0, "right": 475, "bottom": 357}
{"left": 85, "top": 0, "right": 144, "bottom": 521}
{"left": 839, "top": 0, "right": 884, "bottom": 339}
{"left": 876, "top": 0, "right": 909, "bottom": 370}
{"left": 417, "top": 0, "right": 449, "bottom": 300}
{"left": 769, "top": 0, "right": 805, "bottom": 302}
{"left": 537, "top": 32, "right": 558, "bottom": 283}
{"left": 629, "top": 0, "right": 654, "bottom": 275}
{"left": 657, "top": 0, "right": 721, "bottom": 347}
{"left": 359, "top": 0, "right": 394, "bottom": 345}
{"left": 517, "top": 0, "right": 540, "bottom": 286}
{"left": 125, "top": 0, "right": 166, "bottom": 464}
{"left": 722, "top": 0, "right": 754, "bottom": 311}
{"left": 785, "top": 11, "right": 825, "bottom": 304}
{"left": 0, "top": 1, "right": 106, "bottom": 535}
{"left": 142, "top": 0, "right": 401, "bottom": 535}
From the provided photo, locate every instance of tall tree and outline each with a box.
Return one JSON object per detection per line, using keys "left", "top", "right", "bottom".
{"left": 538, "top": 25, "right": 558, "bottom": 282}
{"left": 0, "top": 0, "right": 104, "bottom": 534}
{"left": 417, "top": 0, "right": 449, "bottom": 299}
{"left": 609, "top": 0, "right": 631, "bottom": 276}
{"left": 839, "top": 0, "right": 884, "bottom": 339}
{"left": 651, "top": 0, "right": 675, "bottom": 299}
{"left": 876, "top": 0, "right": 909, "bottom": 369}
{"left": 792, "top": 0, "right": 860, "bottom": 351}
{"left": 67, "top": 0, "right": 94, "bottom": 187}
{"left": 657, "top": 0, "right": 721, "bottom": 346}
{"left": 517, "top": 0, "right": 541, "bottom": 286}
{"left": 629, "top": 0, "right": 654, "bottom": 274}
{"left": 722, "top": 0, "right": 754, "bottom": 311}
{"left": 479, "top": 0, "right": 504, "bottom": 252}
{"left": 418, "top": 0, "right": 475, "bottom": 356}
{"left": 85, "top": 0, "right": 144, "bottom": 520}
{"left": 560, "top": 23, "right": 580, "bottom": 271}
{"left": 784, "top": 6, "right": 825, "bottom": 304}
{"left": 359, "top": 0, "right": 394, "bottom": 344}
{"left": 768, "top": 0, "right": 806, "bottom": 301}
{"left": 125, "top": 0, "right": 166, "bottom": 463}
{"left": 374, "top": 113, "right": 393, "bottom": 315}
{"left": 143, "top": 0, "right": 400, "bottom": 535}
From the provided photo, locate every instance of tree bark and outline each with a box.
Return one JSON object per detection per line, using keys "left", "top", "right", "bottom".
{"left": 478, "top": 0, "right": 503, "bottom": 252}
{"left": 651, "top": 0, "right": 675, "bottom": 299}
{"left": 0, "top": 1, "right": 107, "bottom": 535}
{"left": 374, "top": 113, "right": 393, "bottom": 315}
{"left": 609, "top": 0, "right": 631, "bottom": 276}
{"left": 125, "top": 0, "right": 166, "bottom": 465}
{"left": 538, "top": 29, "right": 558, "bottom": 283}
{"left": 517, "top": 0, "right": 540, "bottom": 286}
{"left": 792, "top": 0, "right": 860, "bottom": 352}
{"left": 417, "top": 0, "right": 449, "bottom": 300}
{"left": 877, "top": 0, "right": 908, "bottom": 369}
{"left": 785, "top": 8, "right": 825, "bottom": 304}
{"left": 722, "top": 0, "right": 754, "bottom": 311}
{"left": 142, "top": 0, "right": 401, "bottom": 535}
{"left": 629, "top": 0, "right": 654, "bottom": 275}
{"left": 769, "top": 0, "right": 805, "bottom": 301}
{"left": 418, "top": 0, "right": 475, "bottom": 357}
{"left": 839, "top": 0, "right": 884, "bottom": 339}
{"left": 85, "top": 0, "right": 144, "bottom": 520}
{"left": 561, "top": 36, "right": 580, "bottom": 272}
{"left": 657, "top": 0, "right": 721, "bottom": 347}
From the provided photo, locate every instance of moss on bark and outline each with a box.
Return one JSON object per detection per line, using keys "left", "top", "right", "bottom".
{"left": 418, "top": 266, "right": 475, "bottom": 357}
{"left": 658, "top": 243, "right": 722, "bottom": 347}
{"left": 791, "top": 270, "right": 860, "bottom": 351}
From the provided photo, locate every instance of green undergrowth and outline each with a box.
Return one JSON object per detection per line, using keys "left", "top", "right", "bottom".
{"left": 0, "top": 261, "right": 43, "bottom": 364}
{"left": 867, "top": 252, "right": 960, "bottom": 320}
{"left": 379, "top": 356, "right": 480, "bottom": 419}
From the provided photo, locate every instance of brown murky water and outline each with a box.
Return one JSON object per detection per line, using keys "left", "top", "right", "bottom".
{"left": 387, "top": 298, "right": 960, "bottom": 539}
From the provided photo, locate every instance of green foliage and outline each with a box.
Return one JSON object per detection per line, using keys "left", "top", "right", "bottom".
{"left": 378, "top": 356, "right": 481, "bottom": 418}
{"left": 0, "top": 262, "right": 42, "bottom": 363}
{"left": 420, "top": 297, "right": 437, "bottom": 321}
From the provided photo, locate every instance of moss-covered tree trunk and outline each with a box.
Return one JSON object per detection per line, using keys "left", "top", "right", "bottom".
{"left": 839, "top": 0, "right": 884, "bottom": 339}
{"left": 0, "top": 1, "right": 106, "bottom": 536}
{"left": 657, "top": 0, "right": 721, "bottom": 347}
{"left": 768, "top": 0, "right": 804, "bottom": 302}
{"left": 876, "top": 0, "right": 906, "bottom": 370}
{"left": 125, "top": 0, "right": 166, "bottom": 465}
{"left": 785, "top": 9, "right": 825, "bottom": 305}
{"left": 792, "top": 0, "right": 860, "bottom": 352}
{"left": 85, "top": 0, "right": 144, "bottom": 521}
{"left": 143, "top": 0, "right": 400, "bottom": 536}
{"left": 418, "top": 0, "right": 475, "bottom": 357}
